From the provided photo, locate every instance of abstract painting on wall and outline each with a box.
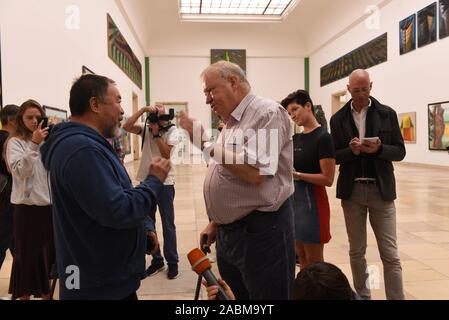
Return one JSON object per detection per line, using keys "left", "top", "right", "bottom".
{"left": 428, "top": 101, "right": 449, "bottom": 150}
{"left": 107, "top": 14, "right": 142, "bottom": 88}
{"left": 400, "top": 14, "right": 416, "bottom": 55}
{"left": 418, "top": 2, "right": 437, "bottom": 48}
{"left": 398, "top": 112, "right": 417, "bottom": 144}
{"left": 320, "top": 33, "right": 387, "bottom": 87}
{"left": 440, "top": 0, "right": 449, "bottom": 39}
{"left": 210, "top": 49, "right": 246, "bottom": 132}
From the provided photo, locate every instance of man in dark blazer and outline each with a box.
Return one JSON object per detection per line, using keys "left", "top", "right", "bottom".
{"left": 330, "top": 69, "right": 405, "bottom": 300}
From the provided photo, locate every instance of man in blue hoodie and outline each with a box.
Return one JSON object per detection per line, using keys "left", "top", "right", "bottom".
{"left": 41, "top": 74, "right": 170, "bottom": 300}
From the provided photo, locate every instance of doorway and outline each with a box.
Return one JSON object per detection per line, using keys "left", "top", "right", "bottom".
{"left": 331, "top": 90, "right": 348, "bottom": 115}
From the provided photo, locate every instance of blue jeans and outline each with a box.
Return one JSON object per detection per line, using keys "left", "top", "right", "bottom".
{"left": 216, "top": 199, "right": 295, "bottom": 300}
{"left": 0, "top": 201, "right": 14, "bottom": 270}
{"left": 144, "top": 185, "right": 178, "bottom": 266}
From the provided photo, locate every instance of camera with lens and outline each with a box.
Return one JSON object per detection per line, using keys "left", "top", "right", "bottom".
{"left": 146, "top": 108, "right": 175, "bottom": 124}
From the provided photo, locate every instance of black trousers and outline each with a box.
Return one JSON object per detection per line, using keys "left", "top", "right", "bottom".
{"left": 216, "top": 199, "right": 296, "bottom": 300}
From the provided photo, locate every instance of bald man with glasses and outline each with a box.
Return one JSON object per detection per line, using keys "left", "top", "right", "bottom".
{"left": 330, "top": 69, "right": 405, "bottom": 300}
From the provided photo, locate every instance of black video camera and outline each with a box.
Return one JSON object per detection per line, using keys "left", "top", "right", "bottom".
{"left": 146, "top": 108, "right": 175, "bottom": 124}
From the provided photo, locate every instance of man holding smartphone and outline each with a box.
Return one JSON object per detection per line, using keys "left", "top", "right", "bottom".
{"left": 330, "top": 69, "right": 406, "bottom": 300}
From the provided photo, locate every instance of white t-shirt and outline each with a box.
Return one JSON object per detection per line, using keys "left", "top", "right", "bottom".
{"left": 136, "top": 125, "right": 178, "bottom": 185}
{"left": 6, "top": 137, "right": 51, "bottom": 206}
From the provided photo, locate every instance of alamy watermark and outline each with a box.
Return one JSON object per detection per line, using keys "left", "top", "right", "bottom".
{"left": 365, "top": 5, "right": 381, "bottom": 30}
{"left": 65, "top": 265, "right": 80, "bottom": 290}
{"left": 170, "top": 121, "right": 280, "bottom": 175}
{"left": 65, "top": 5, "right": 80, "bottom": 30}
{"left": 365, "top": 265, "right": 381, "bottom": 290}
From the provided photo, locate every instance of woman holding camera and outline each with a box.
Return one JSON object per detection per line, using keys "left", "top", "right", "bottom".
{"left": 5, "top": 100, "right": 55, "bottom": 300}
{"left": 281, "top": 90, "right": 336, "bottom": 270}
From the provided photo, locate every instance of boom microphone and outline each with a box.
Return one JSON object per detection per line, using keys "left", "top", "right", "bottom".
{"left": 187, "top": 248, "right": 230, "bottom": 300}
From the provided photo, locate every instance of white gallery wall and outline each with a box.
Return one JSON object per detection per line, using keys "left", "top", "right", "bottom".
{"left": 310, "top": 0, "right": 449, "bottom": 166}
{"left": 0, "top": 0, "right": 146, "bottom": 162}
{"left": 150, "top": 56, "right": 304, "bottom": 134}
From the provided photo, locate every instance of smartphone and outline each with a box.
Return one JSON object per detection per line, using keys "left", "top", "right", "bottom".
{"left": 41, "top": 117, "right": 49, "bottom": 128}
{"left": 362, "top": 137, "right": 379, "bottom": 144}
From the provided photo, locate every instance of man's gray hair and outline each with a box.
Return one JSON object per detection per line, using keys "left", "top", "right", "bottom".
{"left": 202, "top": 60, "right": 251, "bottom": 89}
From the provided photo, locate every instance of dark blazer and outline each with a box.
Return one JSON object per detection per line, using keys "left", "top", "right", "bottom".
{"left": 330, "top": 97, "right": 405, "bottom": 201}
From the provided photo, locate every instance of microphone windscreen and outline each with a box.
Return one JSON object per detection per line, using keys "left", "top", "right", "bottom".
{"left": 187, "top": 248, "right": 212, "bottom": 275}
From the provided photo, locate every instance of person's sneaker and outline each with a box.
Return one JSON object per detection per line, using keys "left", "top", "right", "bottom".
{"left": 144, "top": 262, "right": 165, "bottom": 278}
{"left": 167, "top": 264, "right": 179, "bottom": 280}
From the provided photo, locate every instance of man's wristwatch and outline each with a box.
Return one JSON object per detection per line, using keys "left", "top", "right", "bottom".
{"left": 153, "top": 133, "right": 162, "bottom": 138}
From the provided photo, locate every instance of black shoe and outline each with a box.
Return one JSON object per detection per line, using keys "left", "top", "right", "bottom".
{"left": 167, "top": 264, "right": 179, "bottom": 280}
{"left": 144, "top": 262, "right": 165, "bottom": 278}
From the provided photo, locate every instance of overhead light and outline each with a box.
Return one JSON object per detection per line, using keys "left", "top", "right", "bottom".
{"left": 179, "top": 0, "right": 299, "bottom": 22}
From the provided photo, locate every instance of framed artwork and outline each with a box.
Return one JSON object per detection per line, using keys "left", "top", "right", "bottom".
{"left": 210, "top": 49, "right": 246, "bottom": 134}
{"left": 314, "top": 105, "right": 328, "bottom": 132}
{"left": 82, "top": 65, "right": 95, "bottom": 75}
{"left": 440, "top": 0, "right": 449, "bottom": 39}
{"left": 211, "top": 49, "right": 246, "bottom": 73}
{"left": 399, "top": 14, "right": 416, "bottom": 55}
{"left": 43, "top": 105, "right": 68, "bottom": 124}
{"left": 418, "top": 2, "right": 437, "bottom": 48}
{"left": 320, "top": 33, "right": 387, "bottom": 87}
{"left": 398, "top": 112, "right": 417, "bottom": 144}
{"left": 428, "top": 101, "right": 449, "bottom": 150}
{"left": 107, "top": 14, "right": 142, "bottom": 88}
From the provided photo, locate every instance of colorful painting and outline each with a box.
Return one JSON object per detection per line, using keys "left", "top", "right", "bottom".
{"left": 43, "top": 106, "right": 68, "bottom": 124}
{"left": 400, "top": 14, "right": 416, "bottom": 55}
{"left": 320, "top": 33, "right": 387, "bottom": 87}
{"left": 107, "top": 14, "right": 142, "bottom": 88}
{"left": 211, "top": 49, "right": 246, "bottom": 133}
{"left": 418, "top": 3, "right": 437, "bottom": 48}
{"left": 428, "top": 101, "right": 449, "bottom": 150}
{"left": 440, "top": 0, "right": 449, "bottom": 39}
{"left": 399, "top": 112, "right": 417, "bottom": 144}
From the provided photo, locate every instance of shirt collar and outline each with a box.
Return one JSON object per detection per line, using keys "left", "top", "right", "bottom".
{"left": 351, "top": 98, "right": 372, "bottom": 114}
{"left": 230, "top": 92, "right": 256, "bottom": 122}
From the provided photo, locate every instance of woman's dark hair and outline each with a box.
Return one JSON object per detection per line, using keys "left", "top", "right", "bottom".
{"left": 69, "top": 74, "right": 115, "bottom": 116}
{"left": 293, "top": 262, "right": 355, "bottom": 300}
{"left": 281, "top": 89, "right": 314, "bottom": 111}
{"left": 14, "top": 100, "right": 45, "bottom": 140}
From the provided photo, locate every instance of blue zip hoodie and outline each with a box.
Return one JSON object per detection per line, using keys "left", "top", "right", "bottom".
{"left": 41, "top": 122, "right": 163, "bottom": 300}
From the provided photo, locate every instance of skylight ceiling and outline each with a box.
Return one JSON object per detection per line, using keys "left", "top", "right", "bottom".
{"left": 179, "top": 0, "right": 298, "bottom": 21}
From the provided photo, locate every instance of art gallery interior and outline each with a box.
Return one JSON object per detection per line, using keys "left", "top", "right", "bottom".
{"left": 0, "top": 0, "right": 448, "bottom": 300}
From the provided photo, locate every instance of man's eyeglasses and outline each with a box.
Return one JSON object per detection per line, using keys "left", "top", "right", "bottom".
{"left": 351, "top": 87, "right": 371, "bottom": 94}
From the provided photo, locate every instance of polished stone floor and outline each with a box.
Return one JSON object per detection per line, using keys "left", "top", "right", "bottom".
{"left": 1, "top": 160, "right": 449, "bottom": 300}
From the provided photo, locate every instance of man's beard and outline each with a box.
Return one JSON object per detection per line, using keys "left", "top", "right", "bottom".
{"left": 105, "top": 125, "right": 119, "bottom": 139}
